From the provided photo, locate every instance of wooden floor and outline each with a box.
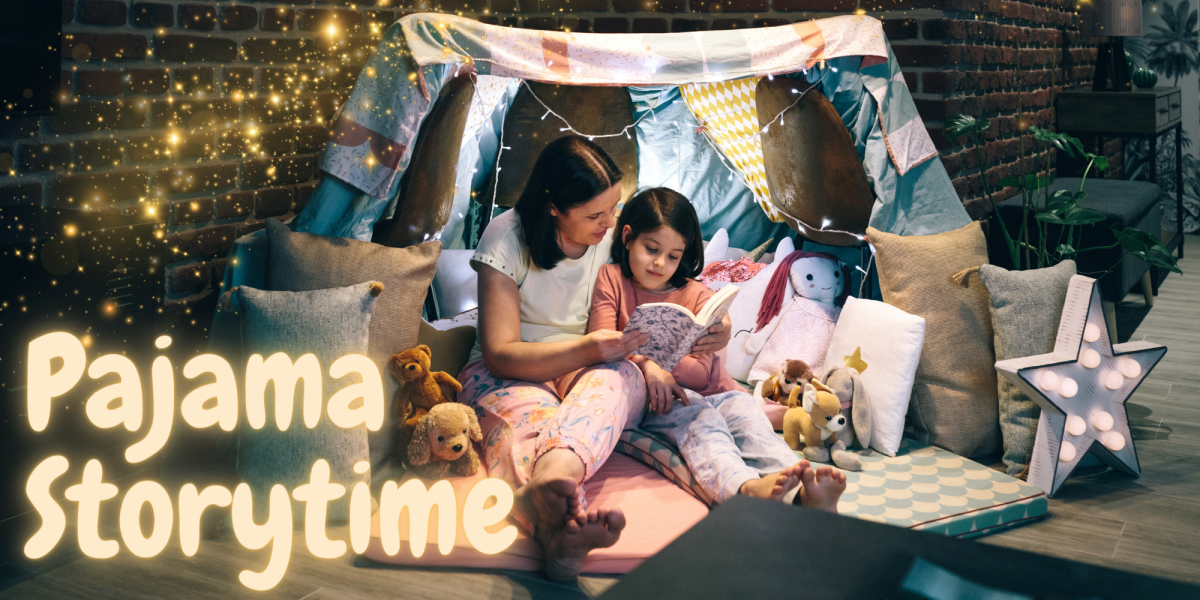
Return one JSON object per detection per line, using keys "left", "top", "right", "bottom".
{"left": 2, "top": 236, "right": 1198, "bottom": 599}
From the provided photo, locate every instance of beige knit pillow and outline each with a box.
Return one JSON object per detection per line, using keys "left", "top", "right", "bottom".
{"left": 867, "top": 221, "right": 1000, "bottom": 458}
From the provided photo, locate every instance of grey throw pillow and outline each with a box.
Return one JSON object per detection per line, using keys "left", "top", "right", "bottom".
{"left": 265, "top": 218, "right": 441, "bottom": 466}
{"left": 232, "top": 282, "right": 381, "bottom": 523}
{"left": 978, "top": 260, "right": 1076, "bottom": 476}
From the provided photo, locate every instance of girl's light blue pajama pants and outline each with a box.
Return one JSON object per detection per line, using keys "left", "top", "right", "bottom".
{"left": 638, "top": 389, "right": 800, "bottom": 503}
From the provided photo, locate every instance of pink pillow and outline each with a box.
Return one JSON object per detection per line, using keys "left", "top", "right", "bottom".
{"left": 364, "top": 452, "right": 708, "bottom": 573}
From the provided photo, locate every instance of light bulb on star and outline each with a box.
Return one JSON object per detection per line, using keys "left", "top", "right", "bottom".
{"left": 1102, "top": 431, "right": 1126, "bottom": 452}
{"left": 1091, "top": 411, "right": 1114, "bottom": 432}
{"left": 1058, "top": 377, "right": 1078, "bottom": 398}
{"left": 1059, "top": 441, "right": 1077, "bottom": 462}
{"left": 1065, "top": 415, "right": 1086, "bottom": 436}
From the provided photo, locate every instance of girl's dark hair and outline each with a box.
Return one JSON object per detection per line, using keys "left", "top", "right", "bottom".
{"left": 514, "top": 136, "right": 623, "bottom": 270}
{"left": 611, "top": 187, "right": 705, "bottom": 289}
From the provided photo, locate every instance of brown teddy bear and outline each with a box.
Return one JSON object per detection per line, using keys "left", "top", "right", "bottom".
{"left": 407, "top": 403, "right": 482, "bottom": 479}
{"left": 388, "top": 344, "right": 462, "bottom": 464}
{"left": 754, "top": 359, "right": 814, "bottom": 407}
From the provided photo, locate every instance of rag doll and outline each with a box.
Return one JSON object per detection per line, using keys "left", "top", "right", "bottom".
{"left": 744, "top": 251, "right": 850, "bottom": 385}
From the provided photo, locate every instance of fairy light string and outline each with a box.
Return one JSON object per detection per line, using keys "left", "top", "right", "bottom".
{"left": 482, "top": 69, "right": 865, "bottom": 244}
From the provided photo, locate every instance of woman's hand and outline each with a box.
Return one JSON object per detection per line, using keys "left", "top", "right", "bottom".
{"left": 691, "top": 314, "right": 732, "bottom": 355}
{"left": 586, "top": 329, "right": 650, "bottom": 365}
{"left": 640, "top": 360, "right": 688, "bottom": 415}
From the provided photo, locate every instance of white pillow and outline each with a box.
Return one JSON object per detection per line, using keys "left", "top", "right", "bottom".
{"left": 712, "top": 237, "right": 795, "bottom": 383}
{"left": 432, "top": 249, "right": 478, "bottom": 318}
{"left": 703, "top": 228, "right": 729, "bottom": 266}
{"left": 823, "top": 296, "right": 925, "bottom": 457}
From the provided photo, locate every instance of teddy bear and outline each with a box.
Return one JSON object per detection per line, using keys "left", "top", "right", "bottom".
{"left": 782, "top": 379, "right": 862, "bottom": 472}
{"left": 753, "top": 359, "right": 814, "bottom": 407}
{"left": 388, "top": 344, "right": 462, "bottom": 464}
{"left": 407, "top": 402, "right": 483, "bottom": 479}
{"left": 744, "top": 251, "right": 850, "bottom": 386}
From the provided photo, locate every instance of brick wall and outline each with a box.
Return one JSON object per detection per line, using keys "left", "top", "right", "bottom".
{"left": 0, "top": 1, "right": 1109, "bottom": 323}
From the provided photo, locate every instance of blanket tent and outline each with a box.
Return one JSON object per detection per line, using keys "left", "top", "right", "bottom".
{"left": 210, "top": 14, "right": 1048, "bottom": 574}
{"left": 285, "top": 13, "right": 971, "bottom": 251}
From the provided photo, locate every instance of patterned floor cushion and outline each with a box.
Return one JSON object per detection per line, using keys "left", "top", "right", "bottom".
{"left": 615, "top": 429, "right": 1047, "bottom": 538}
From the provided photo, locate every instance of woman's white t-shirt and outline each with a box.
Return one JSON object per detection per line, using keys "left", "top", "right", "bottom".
{"left": 467, "top": 209, "right": 613, "bottom": 364}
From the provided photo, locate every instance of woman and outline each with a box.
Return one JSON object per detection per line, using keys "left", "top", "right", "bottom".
{"left": 457, "top": 136, "right": 731, "bottom": 580}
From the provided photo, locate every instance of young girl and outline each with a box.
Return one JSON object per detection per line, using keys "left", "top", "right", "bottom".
{"left": 588, "top": 187, "right": 847, "bottom": 508}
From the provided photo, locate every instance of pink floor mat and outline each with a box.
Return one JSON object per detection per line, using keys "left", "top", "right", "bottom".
{"left": 363, "top": 452, "right": 709, "bottom": 574}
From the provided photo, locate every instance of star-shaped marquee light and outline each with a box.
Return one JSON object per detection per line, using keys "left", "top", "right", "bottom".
{"left": 995, "top": 275, "right": 1167, "bottom": 498}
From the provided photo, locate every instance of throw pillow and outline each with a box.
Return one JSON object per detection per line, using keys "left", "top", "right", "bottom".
{"left": 230, "top": 281, "right": 381, "bottom": 524}
{"left": 265, "top": 218, "right": 441, "bottom": 466}
{"left": 711, "top": 236, "right": 795, "bottom": 383}
{"left": 867, "top": 222, "right": 1000, "bottom": 459}
{"left": 823, "top": 296, "right": 926, "bottom": 457}
{"left": 417, "top": 320, "right": 478, "bottom": 384}
{"left": 978, "top": 260, "right": 1076, "bottom": 476}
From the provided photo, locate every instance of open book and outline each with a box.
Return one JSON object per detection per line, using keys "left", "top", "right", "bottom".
{"left": 623, "top": 285, "right": 739, "bottom": 372}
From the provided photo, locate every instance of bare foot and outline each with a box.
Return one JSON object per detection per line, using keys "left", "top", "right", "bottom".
{"left": 798, "top": 465, "right": 847, "bottom": 513}
{"left": 515, "top": 476, "right": 581, "bottom": 531}
{"left": 542, "top": 509, "right": 626, "bottom": 582}
{"left": 740, "top": 461, "right": 809, "bottom": 502}
{"left": 514, "top": 449, "right": 587, "bottom": 530}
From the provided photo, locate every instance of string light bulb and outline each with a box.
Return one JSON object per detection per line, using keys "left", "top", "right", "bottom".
{"left": 1084, "top": 323, "right": 1101, "bottom": 343}
{"left": 1092, "top": 411, "right": 1114, "bottom": 432}
{"left": 1080, "top": 348, "right": 1101, "bottom": 369}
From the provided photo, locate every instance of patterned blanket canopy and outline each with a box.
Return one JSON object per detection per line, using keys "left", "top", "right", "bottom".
{"left": 323, "top": 14, "right": 937, "bottom": 205}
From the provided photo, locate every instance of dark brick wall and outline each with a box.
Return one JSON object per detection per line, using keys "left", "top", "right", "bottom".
{"left": 0, "top": 0, "right": 1109, "bottom": 312}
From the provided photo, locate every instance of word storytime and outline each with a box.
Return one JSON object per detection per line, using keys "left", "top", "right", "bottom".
{"left": 23, "top": 332, "right": 517, "bottom": 591}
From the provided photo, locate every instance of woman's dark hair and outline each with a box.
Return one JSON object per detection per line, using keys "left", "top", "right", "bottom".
{"left": 611, "top": 187, "right": 705, "bottom": 289}
{"left": 514, "top": 136, "right": 623, "bottom": 270}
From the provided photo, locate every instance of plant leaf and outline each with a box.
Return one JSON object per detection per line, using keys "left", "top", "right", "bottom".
{"left": 1037, "top": 207, "right": 1106, "bottom": 226}
{"left": 945, "top": 114, "right": 989, "bottom": 141}
{"left": 1056, "top": 244, "right": 1076, "bottom": 258}
{"left": 1112, "top": 227, "right": 1183, "bottom": 274}
{"left": 1093, "top": 155, "right": 1110, "bottom": 171}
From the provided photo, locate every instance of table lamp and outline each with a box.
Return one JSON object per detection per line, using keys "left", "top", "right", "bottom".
{"left": 1080, "top": 0, "right": 1143, "bottom": 91}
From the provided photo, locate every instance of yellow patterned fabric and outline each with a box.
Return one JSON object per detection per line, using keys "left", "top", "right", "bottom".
{"left": 680, "top": 78, "right": 781, "bottom": 223}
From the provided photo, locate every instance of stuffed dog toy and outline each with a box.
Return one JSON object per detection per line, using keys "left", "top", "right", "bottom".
{"left": 753, "top": 359, "right": 814, "bottom": 407}
{"left": 389, "top": 344, "right": 462, "bottom": 463}
{"left": 783, "top": 379, "right": 862, "bottom": 471}
{"left": 407, "top": 403, "right": 483, "bottom": 479}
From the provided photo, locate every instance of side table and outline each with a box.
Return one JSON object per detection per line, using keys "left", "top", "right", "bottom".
{"left": 1057, "top": 87, "right": 1185, "bottom": 260}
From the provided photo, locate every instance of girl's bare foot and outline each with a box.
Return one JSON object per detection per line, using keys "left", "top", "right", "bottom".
{"left": 740, "top": 461, "right": 809, "bottom": 502}
{"left": 541, "top": 509, "right": 626, "bottom": 582}
{"left": 798, "top": 465, "right": 847, "bottom": 513}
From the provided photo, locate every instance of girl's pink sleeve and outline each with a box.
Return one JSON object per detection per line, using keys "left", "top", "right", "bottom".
{"left": 588, "top": 266, "right": 621, "bottom": 333}
{"left": 671, "top": 283, "right": 717, "bottom": 391}
{"left": 672, "top": 354, "right": 714, "bottom": 391}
